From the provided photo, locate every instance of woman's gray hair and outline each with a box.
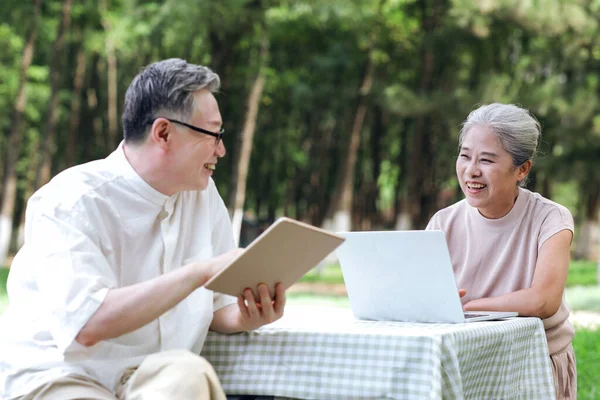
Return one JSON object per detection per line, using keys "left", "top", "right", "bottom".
{"left": 459, "top": 103, "right": 541, "bottom": 167}
{"left": 122, "top": 58, "right": 221, "bottom": 144}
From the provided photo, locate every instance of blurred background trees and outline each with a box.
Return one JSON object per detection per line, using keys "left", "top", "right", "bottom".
{"left": 1, "top": 0, "right": 600, "bottom": 264}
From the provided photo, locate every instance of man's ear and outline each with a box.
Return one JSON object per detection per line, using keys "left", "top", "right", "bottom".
{"left": 517, "top": 160, "right": 532, "bottom": 182}
{"left": 149, "top": 118, "right": 172, "bottom": 148}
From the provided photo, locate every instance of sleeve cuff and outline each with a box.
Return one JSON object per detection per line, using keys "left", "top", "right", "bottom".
{"left": 52, "top": 286, "right": 110, "bottom": 356}
{"left": 538, "top": 226, "right": 574, "bottom": 250}
{"left": 213, "top": 292, "right": 238, "bottom": 312}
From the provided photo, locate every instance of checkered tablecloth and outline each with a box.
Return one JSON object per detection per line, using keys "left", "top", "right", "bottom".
{"left": 202, "top": 305, "right": 555, "bottom": 400}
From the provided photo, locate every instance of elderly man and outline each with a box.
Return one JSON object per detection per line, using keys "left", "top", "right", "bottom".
{"left": 0, "top": 58, "right": 286, "bottom": 399}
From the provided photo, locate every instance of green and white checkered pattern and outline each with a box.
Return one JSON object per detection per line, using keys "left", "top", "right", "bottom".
{"left": 202, "top": 306, "right": 555, "bottom": 400}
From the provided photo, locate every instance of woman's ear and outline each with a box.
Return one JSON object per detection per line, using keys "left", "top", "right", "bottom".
{"left": 517, "top": 160, "right": 532, "bottom": 183}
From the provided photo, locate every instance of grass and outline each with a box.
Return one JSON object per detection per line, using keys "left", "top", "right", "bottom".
{"left": 573, "top": 329, "right": 600, "bottom": 400}
{"left": 287, "top": 292, "right": 350, "bottom": 307}
{"left": 301, "top": 259, "right": 598, "bottom": 287}
{"left": 0, "top": 268, "right": 8, "bottom": 313}
{"left": 567, "top": 260, "right": 598, "bottom": 287}
{"left": 0, "top": 260, "right": 597, "bottom": 313}
{"left": 566, "top": 286, "right": 600, "bottom": 312}
{"left": 299, "top": 262, "right": 344, "bottom": 284}
{"left": 565, "top": 260, "right": 600, "bottom": 312}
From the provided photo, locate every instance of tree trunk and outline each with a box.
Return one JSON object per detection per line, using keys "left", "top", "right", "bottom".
{"left": 35, "top": 0, "right": 74, "bottom": 191}
{"left": 0, "top": 0, "right": 42, "bottom": 265}
{"left": 16, "top": 206, "right": 27, "bottom": 254}
{"left": 65, "top": 34, "right": 88, "bottom": 169}
{"left": 329, "top": 90, "right": 370, "bottom": 232}
{"left": 308, "top": 119, "right": 336, "bottom": 227}
{"left": 324, "top": 49, "right": 375, "bottom": 233}
{"left": 395, "top": 195, "right": 412, "bottom": 230}
{"left": 394, "top": 119, "right": 411, "bottom": 230}
{"left": 77, "top": 57, "right": 106, "bottom": 162}
{"left": 575, "top": 182, "right": 599, "bottom": 261}
{"left": 597, "top": 228, "right": 600, "bottom": 285}
{"left": 16, "top": 145, "right": 40, "bottom": 251}
{"left": 577, "top": 219, "right": 599, "bottom": 261}
{"left": 318, "top": 41, "right": 376, "bottom": 273}
{"left": 407, "top": 0, "right": 441, "bottom": 229}
{"left": 230, "top": 41, "right": 268, "bottom": 246}
{"left": 541, "top": 174, "right": 552, "bottom": 199}
{"left": 363, "top": 104, "right": 384, "bottom": 229}
{"left": 526, "top": 168, "right": 538, "bottom": 192}
{"left": 102, "top": 3, "right": 118, "bottom": 151}
{"left": 323, "top": 0, "right": 385, "bottom": 234}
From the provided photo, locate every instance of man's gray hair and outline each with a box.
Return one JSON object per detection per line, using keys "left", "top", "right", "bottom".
{"left": 122, "top": 58, "right": 221, "bottom": 144}
{"left": 459, "top": 103, "right": 541, "bottom": 167}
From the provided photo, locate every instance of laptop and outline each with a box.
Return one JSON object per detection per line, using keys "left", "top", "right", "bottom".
{"left": 335, "top": 230, "right": 518, "bottom": 323}
{"left": 205, "top": 217, "right": 345, "bottom": 298}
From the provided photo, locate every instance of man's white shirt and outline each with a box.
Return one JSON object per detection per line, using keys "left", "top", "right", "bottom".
{"left": 0, "top": 144, "right": 237, "bottom": 398}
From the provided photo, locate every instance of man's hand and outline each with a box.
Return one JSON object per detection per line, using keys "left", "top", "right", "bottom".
{"left": 237, "top": 283, "right": 286, "bottom": 331}
{"left": 210, "top": 282, "right": 286, "bottom": 334}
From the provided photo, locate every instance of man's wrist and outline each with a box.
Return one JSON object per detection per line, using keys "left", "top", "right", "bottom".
{"left": 235, "top": 309, "right": 255, "bottom": 332}
{"left": 187, "top": 261, "right": 213, "bottom": 289}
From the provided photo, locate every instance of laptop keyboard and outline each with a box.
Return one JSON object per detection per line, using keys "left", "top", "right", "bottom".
{"left": 464, "top": 312, "right": 489, "bottom": 319}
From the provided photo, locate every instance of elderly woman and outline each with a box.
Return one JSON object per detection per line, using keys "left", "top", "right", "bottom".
{"left": 426, "top": 103, "right": 576, "bottom": 399}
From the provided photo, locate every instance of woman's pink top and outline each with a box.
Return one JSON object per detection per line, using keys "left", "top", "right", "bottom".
{"left": 427, "top": 188, "right": 574, "bottom": 354}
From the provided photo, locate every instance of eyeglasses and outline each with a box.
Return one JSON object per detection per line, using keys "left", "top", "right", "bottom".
{"left": 152, "top": 118, "right": 224, "bottom": 145}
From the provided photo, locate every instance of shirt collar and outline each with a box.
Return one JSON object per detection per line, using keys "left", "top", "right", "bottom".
{"left": 107, "top": 141, "right": 170, "bottom": 206}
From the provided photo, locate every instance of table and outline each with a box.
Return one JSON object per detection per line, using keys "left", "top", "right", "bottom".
{"left": 202, "top": 305, "right": 555, "bottom": 400}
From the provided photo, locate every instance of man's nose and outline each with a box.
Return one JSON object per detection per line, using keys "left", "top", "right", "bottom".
{"left": 215, "top": 140, "right": 226, "bottom": 157}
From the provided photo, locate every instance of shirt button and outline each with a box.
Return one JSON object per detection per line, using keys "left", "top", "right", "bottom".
{"left": 158, "top": 209, "right": 168, "bottom": 220}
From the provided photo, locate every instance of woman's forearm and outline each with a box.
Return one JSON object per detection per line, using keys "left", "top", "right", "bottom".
{"left": 463, "top": 287, "right": 561, "bottom": 319}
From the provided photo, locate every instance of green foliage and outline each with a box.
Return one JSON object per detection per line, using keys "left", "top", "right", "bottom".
{"left": 567, "top": 260, "right": 598, "bottom": 287}
{"left": 1, "top": 0, "right": 600, "bottom": 250}
{"left": 0, "top": 268, "right": 8, "bottom": 314}
{"left": 0, "top": 23, "right": 25, "bottom": 132}
{"left": 572, "top": 329, "right": 600, "bottom": 400}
